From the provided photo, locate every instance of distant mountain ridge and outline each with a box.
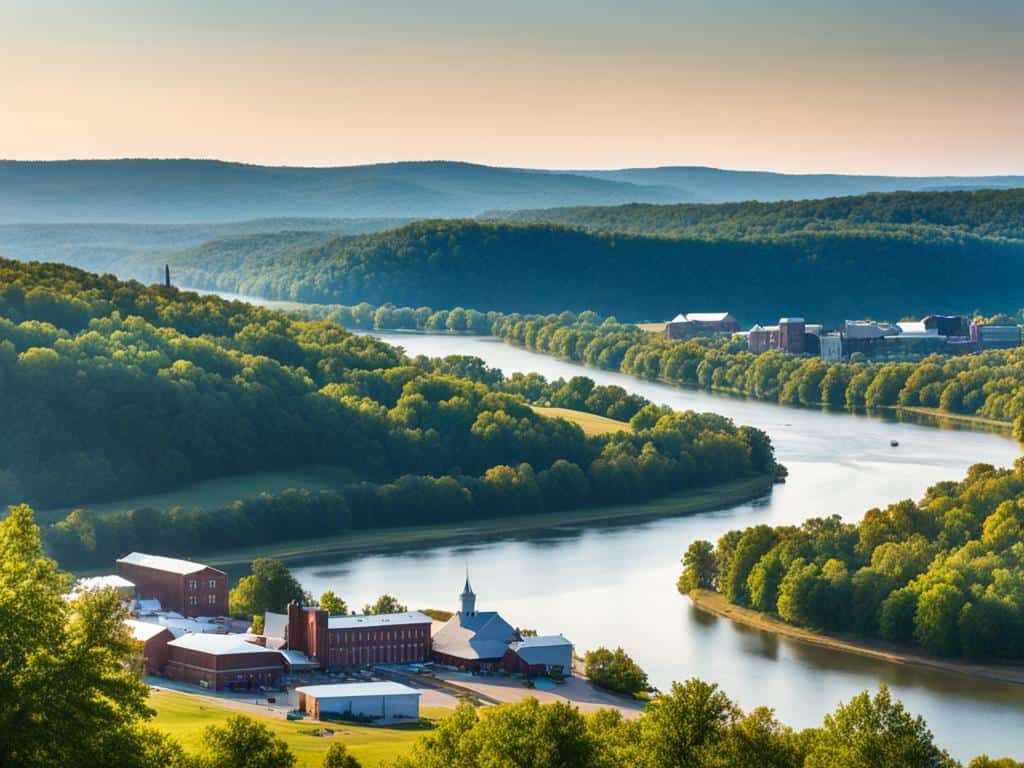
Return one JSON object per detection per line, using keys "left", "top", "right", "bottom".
{"left": 1, "top": 158, "right": 1021, "bottom": 223}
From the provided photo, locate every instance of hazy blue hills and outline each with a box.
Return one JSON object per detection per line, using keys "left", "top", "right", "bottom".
{"left": 574, "top": 166, "right": 1024, "bottom": 203}
{"left": 2, "top": 159, "right": 1022, "bottom": 223}
{"left": 0, "top": 159, "right": 688, "bottom": 223}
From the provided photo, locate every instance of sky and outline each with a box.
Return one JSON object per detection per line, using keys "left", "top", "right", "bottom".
{"left": 1, "top": 0, "right": 1022, "bottom": 174}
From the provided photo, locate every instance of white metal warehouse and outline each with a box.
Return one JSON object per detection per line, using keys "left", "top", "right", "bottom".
{"left": 295, "top": 681, "right": 420, "bottom": 721}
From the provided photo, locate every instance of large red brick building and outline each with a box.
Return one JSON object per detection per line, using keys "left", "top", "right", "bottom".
{"left": 125, "top": 619, "right": 175, "bottom": 674}
{"left": 164, "top": 633, "right": 291, "bottom": 691}
{"left": 117, "top": 552, "right": 228, "bottom": 618}
{"left": 274, "top": 602, "right": 433, "bottom": 669}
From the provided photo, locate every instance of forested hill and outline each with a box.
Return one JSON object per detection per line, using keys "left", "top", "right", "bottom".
{"left": 485, "top": 188, "right": 1024, "bottom": 241}
{"left": 112, "top": 214, "right": 1024, "bottom": 325}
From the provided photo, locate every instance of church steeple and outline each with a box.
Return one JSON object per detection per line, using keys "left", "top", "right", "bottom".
{"left": 460, "top": 567, "right": 476, "bottom": 616}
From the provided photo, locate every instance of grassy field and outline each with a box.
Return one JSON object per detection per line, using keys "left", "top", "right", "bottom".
{"left": 37, "top": 465, "right": 355, "bottom": 525}
{"left": 199, "top": 474, "right": 773, "bottom": 571}
{"left": 149, "top": 690, "right": 446, "bottom": 767}
{"left": 531, "top": 406, "right": 632, "bottom": 436}
{"left": 636, "top": 322, "right": 667, "bottom": 334}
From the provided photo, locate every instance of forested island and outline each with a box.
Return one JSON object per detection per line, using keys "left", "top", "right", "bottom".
{"left": 678, "top": 461, "right": 1024, "bottom": 661}
{"left": 69, "top": 188, "right": 1024, "bottom": 324}
{"left": 0, "top": 258, "right": 777, "bottom": 570}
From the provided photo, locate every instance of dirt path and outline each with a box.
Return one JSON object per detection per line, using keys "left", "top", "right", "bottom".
{"left": 688, "top": 589, "right": 1024, "bottom": 686}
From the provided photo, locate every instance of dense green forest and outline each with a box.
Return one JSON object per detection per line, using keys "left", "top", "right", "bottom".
{"left": 93, "top": 189, "right": 1024, "bottom": 324}
{"left": 489, "top": 188, "right": 1024, "bottom": 241}
{"left": 0, "top": 258, "right": 775, "bottom": 568}
{"left": 679, "top": 461, "right": 1024, "bottom": 661}
{"left": 491, "top": 313, "right": 1024, "bottom": 437}
{"left": 6, "top": 504, "right": 1022, "bottom": 768}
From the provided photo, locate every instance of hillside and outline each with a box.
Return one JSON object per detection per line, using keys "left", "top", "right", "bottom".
{"left": 0, "top": 159, "right": 688, "bottom": 223}
{"left": 0, "top": 217, "right": 408, "bottom": 273}
{"left": 575, "top": 166, "right": 1024, "bottom": 203}
{"left": 484, "top": 188, "right": 1024, "bottom": 241}
{"left": 111, "top": 209, "right": 1024, "bottom": 325}
{"left": 2, "top": 159, "right": 1022, "bottom": 223}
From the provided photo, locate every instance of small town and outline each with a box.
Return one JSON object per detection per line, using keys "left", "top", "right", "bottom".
{"left": 661, "top": 311, "right": 1022, "bottom": 358}
{"left": 81, "top": 551, "right": 586, "bottom": 724}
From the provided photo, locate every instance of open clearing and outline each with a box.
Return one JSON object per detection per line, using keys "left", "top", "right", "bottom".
{"left": 531, "top": 406, "right": 632, "bottom": 436}
{"left": 149, "top": 689, "right": 449, "bottom": 767}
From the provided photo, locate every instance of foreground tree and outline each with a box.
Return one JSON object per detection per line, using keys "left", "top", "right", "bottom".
{"left": 229, "top": 558, "right": 307, "bottom": 620}
{"left": 0, "top": 505, "right": 164, "bottom": 768}
{"left": 321, "top": 742, "right": 363, "bottom": 768}
{"left": 640, "top": 678, "right": 738, "bottom": 768}
{"left": 804, "top": 686, "right": 956, "bottom": 768}
{"left": 677, "top": 539, "right": 717, "bottom": 593}
{"left": 200, "top": 714, "right": 295, "bottom": 768}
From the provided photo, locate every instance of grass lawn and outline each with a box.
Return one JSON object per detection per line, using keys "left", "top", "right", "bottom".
{"left": 200, "top": 474, "right": 773, "bottom": 571}
{"left": 531, "top": 406, "right": 632, "bottom": 436}
{"left": 38, "top": 465, "right": 356, "bottom": 525}
{"left": 149, "top": 690, "right": 446, "bottom": 767}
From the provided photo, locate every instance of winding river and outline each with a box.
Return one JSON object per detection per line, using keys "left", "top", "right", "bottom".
{"left": 201, "top": 291, "right": 1024, "bottom": 760}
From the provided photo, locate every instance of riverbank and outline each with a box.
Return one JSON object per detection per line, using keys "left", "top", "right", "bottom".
{"left": 199, "top": 475, "right": 773, "bottom": 571}
{"left": 688, "top": 589, "right": 1024, "bottom": 687}
{"left": 887, "top": 405, "right": 1014, "bottom": 434}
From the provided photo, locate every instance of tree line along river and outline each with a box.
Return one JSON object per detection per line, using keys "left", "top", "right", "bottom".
{"left": 202, "top": 294, "right": 1024, "bottom": 762}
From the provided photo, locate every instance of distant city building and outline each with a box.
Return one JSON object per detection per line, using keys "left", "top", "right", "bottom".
{"left": 971, "top": 323, "right": 1022, "bottom": 349}
{"left": 296, "top": 681, "right": 421, "bottom": 721}
{"left": 116, "top": 552, "right": 228, "bottom": 618}
{"left": 666, "top": 312, "right": 740, "bottom": 340}
{"left": 746, "top": 317, "right": 817, "bottom": 355}
{"left": 820, "top": 333, "right": 844, "bottom": 362}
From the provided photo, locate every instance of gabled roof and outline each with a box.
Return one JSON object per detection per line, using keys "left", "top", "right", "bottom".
{"left": 76, "top": 574, "right": 135, "bottom": 591}
{"left": 508, "top": 635, "right": 573, "bottom": 665}
{"left": 686, "top": 312, "right": 733, "bottom": 323}
{"left": 431, "top": 610, "right": 518, "bottom": 661}
{"left": 117, "top": 552, "right": 222, "bottom": 576}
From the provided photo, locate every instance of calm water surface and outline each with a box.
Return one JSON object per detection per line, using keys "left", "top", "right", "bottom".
{"left": 279, "top": 327, "right": 1023, "bottom": 760}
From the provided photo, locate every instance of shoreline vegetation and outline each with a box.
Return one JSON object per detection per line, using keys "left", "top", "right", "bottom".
{"left": 687, "top": 589, "right": 1024, "bottom": 687}
{"left": 194, "top": 476, "right": 773, "bottom": 572}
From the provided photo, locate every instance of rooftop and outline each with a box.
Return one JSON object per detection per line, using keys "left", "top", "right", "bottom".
{"left": 686, "top": 312, "right": 732, "bottom": 323}
{"left": 295, "top": 681, "right": 420, "bottom": 699}
{"left": 509, "top": 635, "right": 572, "bottom": 650}
{"left": 125, "top": 619, "right": 171, "bottom": 642}
{"left": 76, "top": 574, "right": 135, "bottom": 591}
{"left": 167, "top": 633, "right": 269, "bottom": 656}
{"left": 117, "top": 552, "right": 222, "bottom": 576}
{"left": 327, "top": 612, "right": 432, "bottom": 630}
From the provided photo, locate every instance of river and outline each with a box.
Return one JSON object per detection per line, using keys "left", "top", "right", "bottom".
{"left": 282, "top": 331, "right": 1024, "bottom": 761}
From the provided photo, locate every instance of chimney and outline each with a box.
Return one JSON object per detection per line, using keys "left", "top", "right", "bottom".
{"left": 287, "top": 601, "right": 307, "bottom": 654}
{"left": 164, "top": 264, "right": 171, "bottom": 288}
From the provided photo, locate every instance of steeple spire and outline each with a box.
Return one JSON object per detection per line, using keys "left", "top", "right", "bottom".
{"left": 460, "top": 566, "right": 476, "bottom": 615}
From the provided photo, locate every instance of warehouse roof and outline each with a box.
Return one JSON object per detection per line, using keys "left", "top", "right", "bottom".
{"left": 507, "top": 634, "right": 572, "bottom": 666}
{"left": 125, "top": 619, "right": 172, "bottom": 642}
{"left": 295, "top": 681, "right": 420, "bottom": 699}
{"left": 686, "top": 312, "right": 732, "bottom": 323}
{"left": 327, "top": 611, "right": 432, "bottom": 630}
{"left": 431, "top": 610, "right": 518, "bottom": 661}
{"left": 167, "top": 633, "right": 272, "bottom": 656}
{"left": 76, "top": 574, "right": 135, "bottom": 591}
{"left": 117, "top": 552, "right": 221, "bottom": 576}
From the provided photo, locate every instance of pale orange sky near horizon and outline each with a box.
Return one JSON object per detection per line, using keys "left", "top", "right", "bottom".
{"left": 2, "top": 0, "right": 1022, "bottom": 175}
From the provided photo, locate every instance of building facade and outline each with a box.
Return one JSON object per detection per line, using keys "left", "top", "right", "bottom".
{"left": 277, "top": 602, "right": 432, "bottom": 669}
{"left": 126, "top": 619, "right": 175, "bottom": 674}
{"left": 666, "top": 312, "right": 740, "bottom": 340}
{"left": 296, "top": 682, "right": 421, "bottom": 721}
{"left": 502, "top": 635, "right": 573, "bottom": 677}
{"left": 164, "top": 633, "right": 288, "bottom": 691}
{"left": 116, "top": 552, "right": 228, "bottom": 618}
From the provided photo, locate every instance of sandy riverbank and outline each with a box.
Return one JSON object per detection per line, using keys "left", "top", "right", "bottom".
{"left": 688, "top": 589, "right": 1024, "bottom": 687}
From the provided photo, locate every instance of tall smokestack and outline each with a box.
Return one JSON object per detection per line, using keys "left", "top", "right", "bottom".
{"left": 164, "top": 264, "right": 171, "bottom": 288}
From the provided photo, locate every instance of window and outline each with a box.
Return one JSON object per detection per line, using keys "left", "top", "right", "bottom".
{"left": 207, "top": 594, "right": 216, "bottom": 606}
{"left": 188, "top": 579, "right": 197, "bottom": 591}
{"left": 208, "top": 578, "right": 217, "bottom": 589}
{"left": 189, "top": 595, "right": 198, "bottom": 606}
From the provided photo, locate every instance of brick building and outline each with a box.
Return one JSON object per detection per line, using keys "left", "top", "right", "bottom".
{"left": 116, "top": 552, "right": 228, "bottom": 618}
{"left": 125, "top": 619, "right": 174, "bottom": 674}
{"left": 269, "top": 602, "right": 433, "bottom": 669}
{"left": 164, "top": 633, "right": 289, "bottom": 691}
{"left": 666, "top": 312, "right": 740, "bottom": 340}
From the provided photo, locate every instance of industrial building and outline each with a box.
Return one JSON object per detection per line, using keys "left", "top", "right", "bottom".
{"left": 746, "top": 318, "right": 821, "bottom": 355}
{"left": 125, "top": 619, "right": 175, "bottom": 674}
{"left": 665, "top": 312, "right": 740, "bottom": 340}
{"left": 502, "top": 635, "right": 573, "bottom": 677}
{"left": 117, "top": 552, "right": 228, "bottom": 618}
{"left": 972, "top": 323, "right": 1022, "bottom": 349}
{"left": 295, "top": 681, "right": 421, "bottom": 721}
{"left": 264, "top": 602, "right": 433, "bottom": 670}
{"left": 163, "top": 632, "right": 294, "bottom": 691}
